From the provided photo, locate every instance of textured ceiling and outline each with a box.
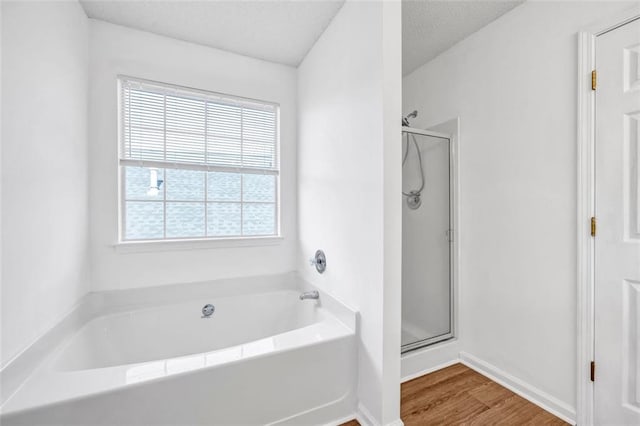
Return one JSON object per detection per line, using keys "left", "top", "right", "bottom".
{"left": 403, "top": 0, "right": 524, "bottom": 76}
{"left": 80, "top": 0, "right": 345, "bottom": 67}
{"left": 81, "top": 0, "right": 524, "bottom": 73}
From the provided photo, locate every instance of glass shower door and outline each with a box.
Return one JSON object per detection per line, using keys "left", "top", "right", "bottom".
{"left": 401, "top": 130, "right": 452, "bottom": 352}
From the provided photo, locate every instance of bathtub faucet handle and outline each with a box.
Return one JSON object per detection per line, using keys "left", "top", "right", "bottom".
{"left": 309, "top": 249, "right": 326, "bottom": 274}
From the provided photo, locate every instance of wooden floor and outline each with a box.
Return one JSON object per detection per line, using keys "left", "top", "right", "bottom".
{"left": 341, "top": 364, "right": 567, "bottom": 425}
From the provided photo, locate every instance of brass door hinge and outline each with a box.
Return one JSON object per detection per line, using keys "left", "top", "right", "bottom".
{"left": 591, "top": 217, "right": 596, "bottom": 237}
{"left": 590, "top": 361, "right": 595, "bottom": 382}
{"left": 591, "top": 70, "right": 597, "bottom": 90}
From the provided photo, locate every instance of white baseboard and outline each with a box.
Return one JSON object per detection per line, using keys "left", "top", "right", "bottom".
{"left": 355, "top": 403, "right": 404, "bottom": 426}
{"left": 459, "top": 352, "right": 576, "bottom": 425}
{"left": 402, "top": 359, "right": 459, "bottom": 383}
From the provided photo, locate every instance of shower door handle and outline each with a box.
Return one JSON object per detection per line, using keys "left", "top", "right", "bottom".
{"left": 446, "top": 229, "right": 454, "bottom": 242}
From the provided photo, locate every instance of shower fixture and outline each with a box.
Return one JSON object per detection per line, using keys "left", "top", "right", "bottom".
{"left": 402, "top": 130, "right": 425, "bottom": 210}
{"left": 402, "top": 110, "right": 418, "bottom": 127}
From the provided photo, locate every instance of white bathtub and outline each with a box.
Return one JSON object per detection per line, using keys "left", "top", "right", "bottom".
{"left": 0, "top": 274, "right": 357, "bottom": 425}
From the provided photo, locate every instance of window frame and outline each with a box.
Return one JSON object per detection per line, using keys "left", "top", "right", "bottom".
{"left": 116, "top": 76, "right": 281, "bottom": 244}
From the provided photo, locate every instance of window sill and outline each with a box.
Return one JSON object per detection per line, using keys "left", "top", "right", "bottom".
{"left": 113, "top": 236, "right": 284, "bottom": 253}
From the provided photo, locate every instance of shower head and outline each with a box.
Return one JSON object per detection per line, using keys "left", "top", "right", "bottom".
{"left": 402, "top": 110, "right": 418, "bottom": 127}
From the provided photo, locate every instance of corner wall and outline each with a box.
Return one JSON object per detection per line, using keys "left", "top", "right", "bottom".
{"left": 402, "top": 0, "right": 636, "bottom": 416}
{"left": 1, "top": 1, "right": 90, "bottom": 367}
{"left": 297, "top": 1, "right": 402, "bottom": 423}
{"left": 88, "top": 20, "right": 298, "bottom": 291}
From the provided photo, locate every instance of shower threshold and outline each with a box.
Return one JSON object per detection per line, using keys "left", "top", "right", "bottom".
{"left": 401, "top": 332, "right": 453, "bottom": 354}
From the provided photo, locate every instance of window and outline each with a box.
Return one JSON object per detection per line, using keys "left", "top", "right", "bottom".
{"left": 119, "top": 77, "right": 279, "bottom": 242}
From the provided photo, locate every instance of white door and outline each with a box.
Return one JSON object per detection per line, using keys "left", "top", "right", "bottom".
{"left": 594, "top": 16, "right": 640, "bottom": 425}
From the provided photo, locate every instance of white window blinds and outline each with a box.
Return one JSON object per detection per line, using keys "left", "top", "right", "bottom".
{"left": 118, "top": 77, "right": 279, "bottom": 242}
{"left": 120, "top": 78, "right": 278, "bottom": 173}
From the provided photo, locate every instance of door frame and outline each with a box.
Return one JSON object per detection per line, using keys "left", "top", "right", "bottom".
{"left": 576, "top": 6, "right": 640, "bottom": 425}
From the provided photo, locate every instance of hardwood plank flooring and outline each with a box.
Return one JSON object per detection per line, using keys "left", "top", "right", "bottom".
{"left": 341, "top": 364, "right": 568, "bottom": 425}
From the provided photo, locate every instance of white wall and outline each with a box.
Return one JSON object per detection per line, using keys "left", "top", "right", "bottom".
{"left": 0, "top": 1, "right": 3, "bottom": 368}
{"left": 1, "top": 1, "right": 89, "bottom": 367}
{"left": 380, "top": 2, "right": 403, "bottom": 422}
{"left": 403, "top": 0, "right": 636, "bottom": 414}
{"left": 297, "top": 1, "right": 402, "bottom": 423}
{"left": 89, "top": 20, "right": 297, "bottom": 291}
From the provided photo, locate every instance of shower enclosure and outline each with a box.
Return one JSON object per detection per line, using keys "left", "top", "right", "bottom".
{"left": 401, "top": 127, "right": 454, "bottom": 353}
